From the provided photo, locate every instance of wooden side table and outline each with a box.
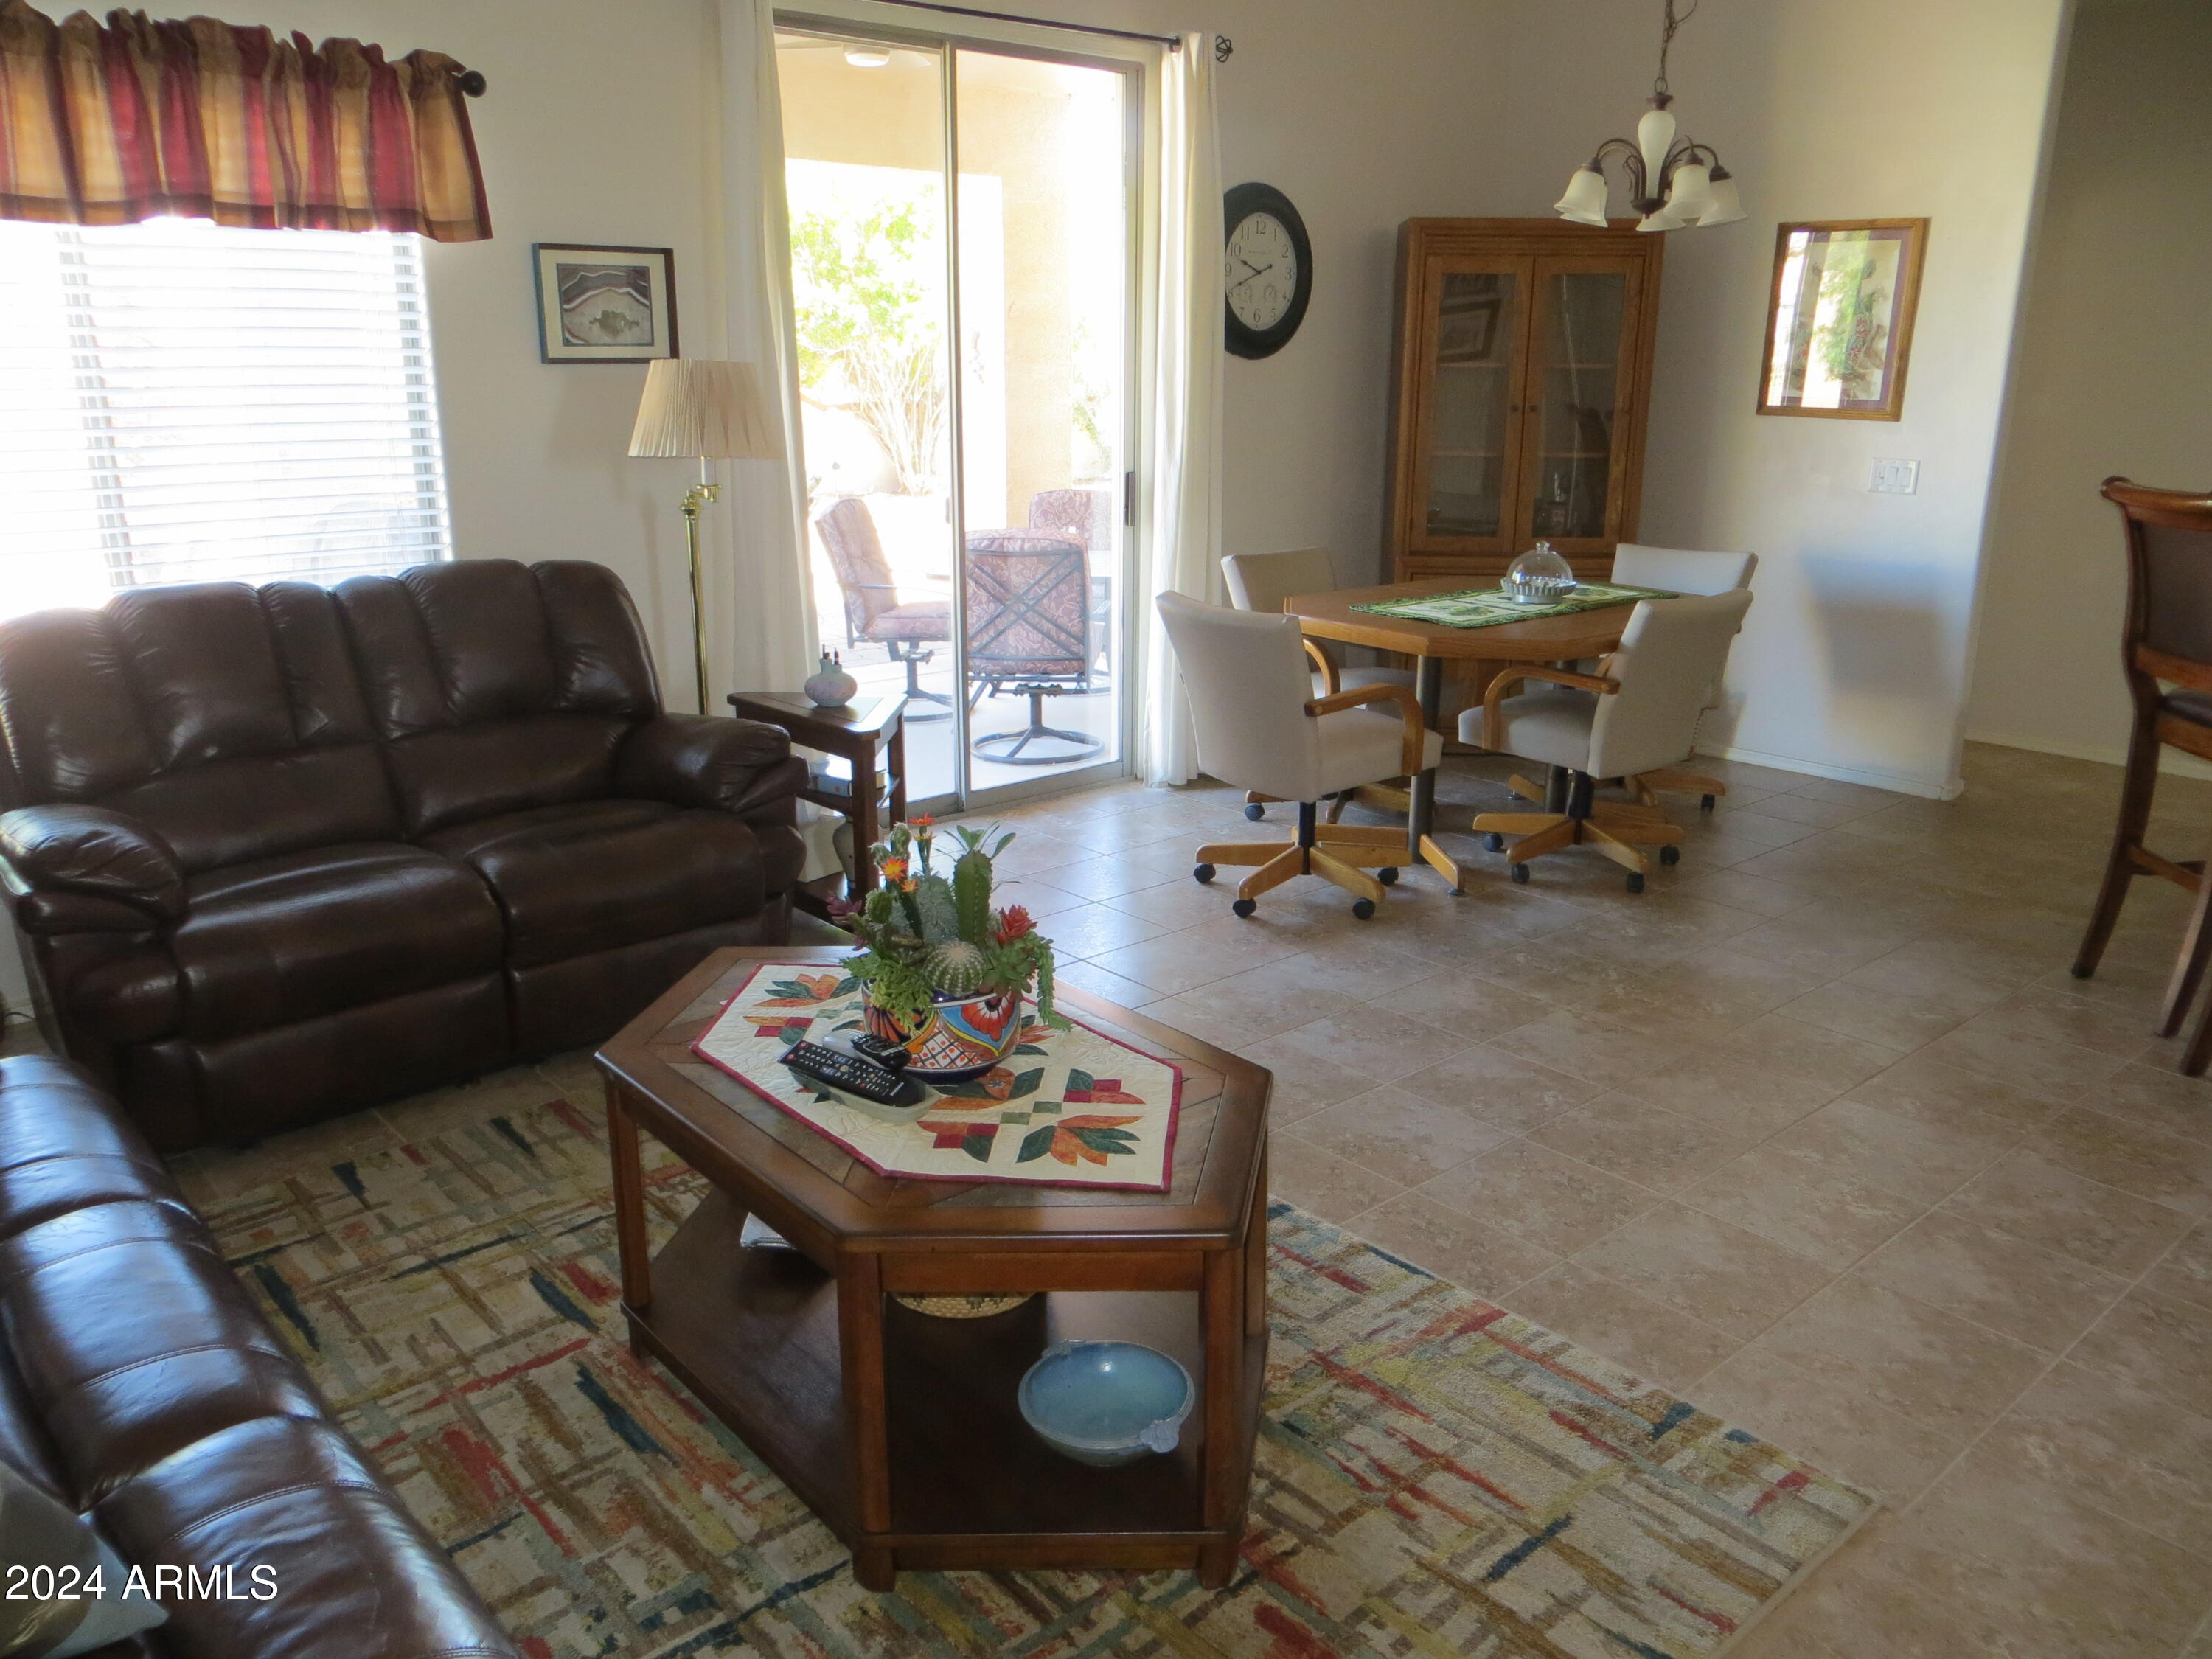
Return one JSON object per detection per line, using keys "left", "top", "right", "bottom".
{"left": 596, "top": 947, "right": 1271, "bottom": 1587}
{"left": 727, "top": 690, "right": 906, "bottom": 919}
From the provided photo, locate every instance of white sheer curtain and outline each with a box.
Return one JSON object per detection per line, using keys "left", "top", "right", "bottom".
{"left": 712, "top": 0, "right": 819, "bottom": 704}
{"left": 1138, "top": 32, "right": 1224, "bottom": 787}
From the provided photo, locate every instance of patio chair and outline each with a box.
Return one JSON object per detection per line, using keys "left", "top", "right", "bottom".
{"left": 1028, "top": 487, "right": 1116, "bottom": 681}
{"left": 816, "top": 497, "right": 952, "bottom": 721}
{"left": 964, "top": 530, "right": 1102, "bottom": 766}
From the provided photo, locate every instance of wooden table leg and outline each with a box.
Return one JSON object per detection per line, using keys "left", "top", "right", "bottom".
{"left": 605, "top": 1082, "right": 653, "bottom": 1356}
{"left": 837, "top": 1249, "right": 896, "bottom": 1589}
{"left": 1406, "top": 655, "right": 1443, "bottom": 863}
{"left": 1245, "top": 1138, "right": 1270, "bottom": 1341}
{"left": 1198, "top": 1245, "right": 1245, "bottom": 1588}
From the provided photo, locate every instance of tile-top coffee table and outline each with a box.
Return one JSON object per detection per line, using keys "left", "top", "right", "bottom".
{"left": 594, "top": 947, "right": 1272, "bottom": 1588}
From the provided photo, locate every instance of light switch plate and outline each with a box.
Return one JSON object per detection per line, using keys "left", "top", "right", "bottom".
{"left": 1869, "top": 458, "right": 1920, "bottom": 495}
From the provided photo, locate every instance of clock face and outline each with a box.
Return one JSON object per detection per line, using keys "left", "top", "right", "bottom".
{"left": 1226, "top": 212, "right": 1300, "bottom": 333}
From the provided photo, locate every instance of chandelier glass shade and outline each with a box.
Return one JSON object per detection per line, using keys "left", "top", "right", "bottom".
{"left": 1554, "top": 0, "right": 1745, "bottom": 233}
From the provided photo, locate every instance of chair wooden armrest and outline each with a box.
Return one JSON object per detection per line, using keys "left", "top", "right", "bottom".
{"left": 1306, "top": 681, "right": 1427, "bottom": 777}
{"left": 1302, "top": 636, "right": 1340, "bottom": 695}
{"left": 1481, "top": 666, "right": 1618, "bottom": 752}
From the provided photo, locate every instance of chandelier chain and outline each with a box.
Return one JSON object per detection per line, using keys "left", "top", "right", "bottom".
{"left": 1654, "top": 0, "right": 1698, "bottom": 99}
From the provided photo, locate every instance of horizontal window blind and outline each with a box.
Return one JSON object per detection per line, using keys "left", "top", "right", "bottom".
{"left": 0, "top": 218, "right": 452, "bottom": 623}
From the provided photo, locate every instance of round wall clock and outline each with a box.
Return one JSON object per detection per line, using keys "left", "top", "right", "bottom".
{"left": 1223, "top": 181, "right": 1311, "bottom": 359}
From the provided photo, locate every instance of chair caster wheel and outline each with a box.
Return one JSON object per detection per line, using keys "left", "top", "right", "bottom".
{"left": 1481, "top": 832, "right": 1506, "bottom": 853}
{"left": 1658, "top": 845, "right": 1680, "bottom": 866}
{"left": 1194, "top": 863, "right": 1216, "bottom": 884}
{"left": 1509, "top": 863, "right": 1530, "bottom": 884}
{"left": 1352, "top": 899, "right": 1376, "bottom": 919}
{"left": 1700, "top": 793, "right": 1717, "bottom": 812}
{"left": 1626, "top": 872, "right": 1646, "bottom": 894}
{"left": 1377, "top": 866, "right": 1399, "bottom": 885}
{"left": 1231, "top": 897, "right": 1257, "bottom": 918}
{"left": 1244, "top": 802, "right": 1265, "bottom": 821}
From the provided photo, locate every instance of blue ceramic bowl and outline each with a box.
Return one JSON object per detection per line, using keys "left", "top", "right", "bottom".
{"left": 1018, "top": 1340, "right": 1194, "bottom": 1467}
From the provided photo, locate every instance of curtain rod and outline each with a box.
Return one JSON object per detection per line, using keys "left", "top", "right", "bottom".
{"left": 831, "top": 0, "right": 1185, "bottom": 49}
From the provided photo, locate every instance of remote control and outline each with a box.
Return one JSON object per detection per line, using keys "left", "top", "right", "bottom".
{"left": 850, "top": 1033, "right": 911, "bottom": 1070}
{"left": 780, "top": 1040, "right": 926, "bottom": 1108}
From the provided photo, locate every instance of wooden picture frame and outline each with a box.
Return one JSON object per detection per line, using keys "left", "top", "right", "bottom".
{"left": 532, "top": 243, "right": 678, "bottom": 364}
{"left": 1756, "top": 218, "right": 1927, "bottom": 420}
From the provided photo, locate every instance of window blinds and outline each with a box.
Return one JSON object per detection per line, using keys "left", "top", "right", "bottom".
{"left": 0, "top": 217, "right": 452, "bottom": 624}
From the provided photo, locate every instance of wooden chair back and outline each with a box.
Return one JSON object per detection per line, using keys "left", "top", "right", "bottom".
{"left": 2109, "top": 477, "right": 2212, "bottom": 700}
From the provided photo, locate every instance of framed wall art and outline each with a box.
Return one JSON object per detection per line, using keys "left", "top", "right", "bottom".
{"left": 532, "top": 243, "right": 678, "bottom": 364}
{"left": 1757, "top": 218, "right": 1928, "bottom": 420}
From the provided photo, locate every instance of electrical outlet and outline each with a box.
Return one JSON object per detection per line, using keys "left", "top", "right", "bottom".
{"left": 1869, "top": 458, "right": 1920, "bottom": 495}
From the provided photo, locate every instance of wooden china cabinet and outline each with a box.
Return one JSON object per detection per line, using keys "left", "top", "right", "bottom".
{"left": 1385, "top": 218, "right": 1666, "bottom": 585}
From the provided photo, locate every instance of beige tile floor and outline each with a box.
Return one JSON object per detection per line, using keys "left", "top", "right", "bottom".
{"left": 980, "top": 742, "right": 2212, "bottom": 1658}
{"left": 10, "top": 740, "right": 2209, "bottom": 1653}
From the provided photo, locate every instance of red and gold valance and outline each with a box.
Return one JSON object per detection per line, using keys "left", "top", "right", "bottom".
{"left": 0, "top": 0, "right": 490, "bottom": 241}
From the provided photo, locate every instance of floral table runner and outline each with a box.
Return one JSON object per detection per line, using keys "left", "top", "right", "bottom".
{"left": 690, "top": 962, "right": 1183, "bottom": 1191}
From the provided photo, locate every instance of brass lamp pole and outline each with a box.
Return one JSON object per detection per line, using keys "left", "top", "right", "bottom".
{"left": 627, "top": 360, "right": 784, "bottom": 713}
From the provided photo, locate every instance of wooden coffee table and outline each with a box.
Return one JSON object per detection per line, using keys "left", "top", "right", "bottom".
{"left": 594, "top": 947, "right": 1273, "bottom": 1588}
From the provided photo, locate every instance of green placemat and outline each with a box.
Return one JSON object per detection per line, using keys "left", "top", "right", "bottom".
{"left": 1352, "top": 581, "right": 1674, "bottom": 628}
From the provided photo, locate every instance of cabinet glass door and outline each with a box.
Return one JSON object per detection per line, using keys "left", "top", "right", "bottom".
{"left": 1524, "top": 257, "right": 1643, "bottom": 552}
{"left": 1413, "top": 258, "right": 1529, "bottom": 550}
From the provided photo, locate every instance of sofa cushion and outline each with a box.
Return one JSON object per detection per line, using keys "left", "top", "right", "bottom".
{"left": 423, "top": 797, "right": 766, "bottom": 968}
{"left": 170, "top": 844, "right": 504, "bottom": 1040}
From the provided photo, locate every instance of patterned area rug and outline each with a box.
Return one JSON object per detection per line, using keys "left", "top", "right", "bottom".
{"left": 193, "top": 1063, "right": 1875, "bottom": 1659}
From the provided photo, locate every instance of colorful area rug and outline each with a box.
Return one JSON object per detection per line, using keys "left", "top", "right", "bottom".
{"left": 691, "top": 963, "right": 1183, "bottom": 1190}
{"left": 192, "top": 1062, "right": 1874, "bottom": 1659}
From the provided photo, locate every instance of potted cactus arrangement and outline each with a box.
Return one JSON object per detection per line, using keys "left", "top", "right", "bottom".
{"left": 847, "top": 818, "right": 1068, "bottom": 1082}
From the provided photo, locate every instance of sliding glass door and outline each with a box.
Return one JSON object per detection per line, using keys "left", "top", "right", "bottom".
{"left": 776, "top": 16, "right": 1140, "bottom": 814}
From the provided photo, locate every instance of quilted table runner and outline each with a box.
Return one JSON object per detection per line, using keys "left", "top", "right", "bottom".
{"left": 691, "top": 962, "right": 1183, "bottom": 1191}
{"left": 1351, "top": 580, "right": 1672, "bottom": 628}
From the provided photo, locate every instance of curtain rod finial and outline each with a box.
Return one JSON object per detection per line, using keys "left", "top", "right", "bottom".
{"left": 456, "top": 68, "right": 486, "bottom": 97}
{"left": 1213, "top": 34, "right": 1231, "bottom": 61}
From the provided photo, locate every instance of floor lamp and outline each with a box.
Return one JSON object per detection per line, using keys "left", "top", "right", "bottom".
{"left": 627, "top": 360, "right": 784, "bottom": 714}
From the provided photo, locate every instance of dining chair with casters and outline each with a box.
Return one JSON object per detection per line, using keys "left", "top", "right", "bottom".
{"left": 2071, "top": 478, "right": 2212, "bottom": 1074}
{"left": 816, "top": 497, "right": 953, "bottom": 722}
{"left": 1221, "top": 548, "right": 1418, "bottom": 824}
{"left": 1158, "top": 591, "right": 1440, "bottom": 919}
{"left": 964, "top": 530, "right": 1102, "bottom": 767}
{"left": 1464, "top": 588, "right": 1754, "bottom": 894}
{"left": 1606, "top": 543, "right": 1757, "bottom": 812}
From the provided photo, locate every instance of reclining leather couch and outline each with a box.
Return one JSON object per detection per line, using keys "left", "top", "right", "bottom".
{"left": 0, "top": 559, "right": 805, "bottom": 1152}
{"left": 0, "top": 1051, "right": 520, "bottom": 1658}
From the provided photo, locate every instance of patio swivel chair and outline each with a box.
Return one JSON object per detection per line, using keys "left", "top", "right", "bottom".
{"left": 817, "top": 497, "right": 952, "bottom": 721}
{"left": 964, "top": 531, "right": 1102, "bottom": 766}
{"left": 1028, "top": 487, "right": 1116, "bottom": 680}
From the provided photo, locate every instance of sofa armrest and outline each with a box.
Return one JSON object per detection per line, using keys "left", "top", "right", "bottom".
{"left": 615, "top": 714, "right": 803, "bottom": 817}
{"left": 0, "top": 807, "right": 184, "bottom": 927}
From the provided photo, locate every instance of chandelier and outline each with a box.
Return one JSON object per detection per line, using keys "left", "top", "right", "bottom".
{"left": 1554, "top": 0, "right": 1745, "bottom": 233}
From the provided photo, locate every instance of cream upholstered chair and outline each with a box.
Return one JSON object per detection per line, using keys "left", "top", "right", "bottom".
{"left": 1158, "top": 592, "right": 1441, "bottom": 919}
{"left": 1221, "top": 547, "right": 1417, "bottom": 823}
{"left": 1465, "top": 588, "right": 1753, "bottom": 893}
{"left": 1609, "top": 543, "right": 1757, "bottom": 810}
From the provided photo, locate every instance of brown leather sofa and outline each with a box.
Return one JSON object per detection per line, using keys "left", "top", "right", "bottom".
{"left": 0, "top": 1051, "right": 519, "bottom": 1658}
{"left": 0, "top": 560, "right": 805, "bottom": 1152}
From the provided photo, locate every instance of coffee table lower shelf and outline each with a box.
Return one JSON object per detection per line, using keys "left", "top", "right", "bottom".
{"left": 624, "top": 1188, "right": 1267, "bottom": 1586}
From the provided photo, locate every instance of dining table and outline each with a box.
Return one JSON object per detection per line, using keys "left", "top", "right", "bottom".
{"left": 1283, "top": 577, "right": 1644, "bottom": 883}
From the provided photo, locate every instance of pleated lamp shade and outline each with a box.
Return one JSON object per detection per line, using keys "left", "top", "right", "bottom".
{"left": 627, "top": 359, "right": 782, "bottom": 461}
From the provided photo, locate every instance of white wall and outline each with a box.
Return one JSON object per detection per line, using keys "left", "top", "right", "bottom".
{"left": 1967, "top": 0, "right": 2212, "bottom": 768}
{"left": 1486, "top": 0, "right": 2072, "bottom": 797}
{"left": 201, "top": 0, "right": 1510, "bottom": 699}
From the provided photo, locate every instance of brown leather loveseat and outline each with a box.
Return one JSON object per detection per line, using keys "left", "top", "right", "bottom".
{"left": 0, "top": 1051, "right": 520, "bottom": 1658}
{"left": 0, "top": 559, "right": 804, "bottom": 1152}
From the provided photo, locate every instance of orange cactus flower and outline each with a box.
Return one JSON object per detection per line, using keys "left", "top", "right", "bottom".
{"left": 993, "top": 905, "right": 1035, "bottom": 944}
